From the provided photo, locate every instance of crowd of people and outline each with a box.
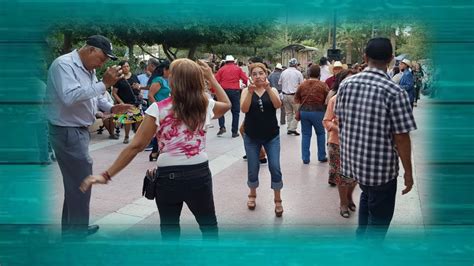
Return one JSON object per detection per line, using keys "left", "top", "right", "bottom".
{"left": 46, "top": 34, "right": 424, "bottom": 240}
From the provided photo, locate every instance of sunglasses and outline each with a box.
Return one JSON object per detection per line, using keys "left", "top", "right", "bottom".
{"left": 258, "top": 98, "right": 264, "bottom": 112}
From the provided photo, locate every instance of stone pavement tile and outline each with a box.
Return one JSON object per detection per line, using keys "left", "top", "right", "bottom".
{"left": 392, "top": 172, "right": 424, "bottom": 226}
{"left": 94, "top": 212, "right": 143, "bottom": 225}
{"left": 115, "top": 203, "right": 156, "bottom": 219}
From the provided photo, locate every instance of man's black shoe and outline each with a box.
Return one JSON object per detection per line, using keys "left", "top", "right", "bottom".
{"left": 87, "top": 225, "right": 100, "bottom": 236}
{"left": 62, "top": 225, "right": 100, "bottom": 239}
{"left": 232, "top": 133, "right": 240, "bottom": 138}
{"left": 259, "top": 158, "right": 267, "bottom": 164}
{"left": 287, "top": 130, "right": 300, "bottom": 136}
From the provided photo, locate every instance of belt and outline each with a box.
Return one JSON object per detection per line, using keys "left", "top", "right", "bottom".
{"left": 158, "top": 167, "right": 210, "bottom": 180}
{"left": 48, "top": 123, "right": 88, "bottom": 130}
{"left": 300, "top": 104, "right": 326, "bottom": 112}
{"left": 282, "top": 92, "right": 295, "bottom": 95}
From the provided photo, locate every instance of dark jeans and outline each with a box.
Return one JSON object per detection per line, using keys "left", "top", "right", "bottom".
{"left": 155, "top": 161, "right": 218, "bottom": 240}
{"left": 218, "top": 89, "right": 241, "bottom": 134}
{"left": 357, "top": 178, "right": 397, "bottom": 239}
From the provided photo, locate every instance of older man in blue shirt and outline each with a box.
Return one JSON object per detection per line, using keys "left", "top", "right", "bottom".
{"left": 399, "top": 59, "right": 415, "bottom": 108}
{"left": 47, "top": 35, "right": 131, "bottom": 237}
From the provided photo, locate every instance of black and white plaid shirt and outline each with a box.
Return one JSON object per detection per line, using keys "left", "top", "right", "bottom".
{"left": 335, "top": 67, "right": 417, "bottom": 186}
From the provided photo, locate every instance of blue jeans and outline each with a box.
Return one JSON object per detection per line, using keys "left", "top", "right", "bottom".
{"left": 300, "top": 111, "right": 326, "bottom": 162}
{"left": 243, "top": 134, "right": 283, "bottom": 190}
{"left": 357, "top": 179, "right": 397, "bottom": 239}
{"left": 218, "top": 89, "right": 241, "bottom": 134}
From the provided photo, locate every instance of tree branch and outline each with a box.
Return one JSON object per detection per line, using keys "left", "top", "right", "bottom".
{"left": 137, "top": 45, "right": 160, "bottom": 59}
{"left": 171, "top": 48, "right": 178, "bottom": 58}
{"left": 162, "top": 43, "right": 176, "bottom": 61}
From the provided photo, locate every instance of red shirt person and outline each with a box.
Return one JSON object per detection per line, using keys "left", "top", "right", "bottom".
{"left": 215, "top": 55, "right": 249, "bottom": 137}
{"left": 325, "top": 61, "right": 344, "bottom": 90}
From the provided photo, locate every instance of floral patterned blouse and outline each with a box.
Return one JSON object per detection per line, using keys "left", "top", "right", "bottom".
{"left": 145, "top": 97, "right": 215, "bottom": 167}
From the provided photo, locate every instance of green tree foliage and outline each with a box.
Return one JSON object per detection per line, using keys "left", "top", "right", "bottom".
{"left": 45, "top": 19, "right": 428, "bottom": 72}
{"left": 396, "top": 25, "right": 430, "bottom": 60}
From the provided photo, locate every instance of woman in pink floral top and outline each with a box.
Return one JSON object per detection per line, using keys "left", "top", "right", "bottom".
{"left": 323, "top": 69, "right": 357, "bottom": 219}
{"left": 81, "top": 59, "right": 231, "bottom": 238}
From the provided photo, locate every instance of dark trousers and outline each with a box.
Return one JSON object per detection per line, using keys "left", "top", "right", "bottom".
{"left": 155, "top": 161, "right": 218, "bottom": 240}
{"left": 218, "top": 89, "right": 241, "bottom": 134}
{"left": 49, "top": 125, "right": 92, "bottom": 233}
{"left": 357, "top": 179, "right": 397, "bottom": 239}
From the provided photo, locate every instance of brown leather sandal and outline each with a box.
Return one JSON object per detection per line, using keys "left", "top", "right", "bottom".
{"left": 274, "top": 200, "right": 283, "bottom": 217}
{"left": 247, "top": 195, "right": 256, "bottom": 210}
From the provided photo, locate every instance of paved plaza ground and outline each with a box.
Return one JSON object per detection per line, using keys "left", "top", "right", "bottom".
{"left": 47, "top": 99, "right": 431, "bottom": 237}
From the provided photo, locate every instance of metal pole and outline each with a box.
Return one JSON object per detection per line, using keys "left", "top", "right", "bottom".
{"left": 332, "top": 10, "right": 336, "bottom": 49}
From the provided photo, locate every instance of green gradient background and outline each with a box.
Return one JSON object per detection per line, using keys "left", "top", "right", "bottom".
{"left": 0, "top": 0, "right": 473, "bottom": 265}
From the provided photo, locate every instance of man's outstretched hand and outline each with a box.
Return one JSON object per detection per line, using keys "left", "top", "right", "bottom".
{"left": 80, "top": 174, "right": 109, "bottom": 193}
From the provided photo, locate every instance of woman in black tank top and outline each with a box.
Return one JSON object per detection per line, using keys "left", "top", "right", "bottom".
{"left": 240, "top": 63, "right": 284, "bottom": 217}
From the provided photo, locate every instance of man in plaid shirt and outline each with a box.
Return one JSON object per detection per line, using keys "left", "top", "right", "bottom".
{"left": 336, "top": 38, "right": 417, "bottom": 238}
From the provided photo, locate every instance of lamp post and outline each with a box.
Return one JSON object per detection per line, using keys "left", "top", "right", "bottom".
{"left": 327, "top": 10, "right": 341, "bottom": 61}
{"left": 332, "top": 10, "right": 337, "bottom": 50}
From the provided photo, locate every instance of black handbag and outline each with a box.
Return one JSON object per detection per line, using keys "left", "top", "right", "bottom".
{"left": 142, "top": 168, "right": 158, "bottom": 200}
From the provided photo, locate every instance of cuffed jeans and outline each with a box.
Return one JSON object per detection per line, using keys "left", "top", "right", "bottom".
{"left": 243, "top": 134, "right": 283, "bottom": 190}
{"left": 155, "top": 161, "right": 218, "bottom": 240}
{"left": 218, "top": 89, "right": 241, "bottom": 134}
{"left": 357, "top": 178, "right": 397, "bottom": 239}
{"left": 300, "top": 111, "right": 326, "bottom": 162}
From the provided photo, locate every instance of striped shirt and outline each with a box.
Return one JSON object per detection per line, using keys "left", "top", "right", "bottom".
{"left": 335, "top": 67, "right": 417, "bottom": 186}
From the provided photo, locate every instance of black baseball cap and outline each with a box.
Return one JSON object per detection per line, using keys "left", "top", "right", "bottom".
{"left": 365, "top": 37, "right": 393, "bottom": 61}
{"left": 86, "top": 35, "right": 118, "bottom": 60}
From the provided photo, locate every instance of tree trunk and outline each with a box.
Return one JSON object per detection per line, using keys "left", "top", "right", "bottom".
{"left": 127, "top": 41, "right": 134, "bottom": 64}
{"left": 61, "top": 30, "right": 73, "bottom": 55}
{"left": 187, "top": 45, "right": 197, "bottom": 60}
{"left": 390, "top": 28, "right": 397, "bottom": 53}
{"left": 328, "top": 24, "right": 332, "bottom": 49}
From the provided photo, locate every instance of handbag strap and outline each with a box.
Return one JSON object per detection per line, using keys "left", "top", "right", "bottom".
{"left": 299, "top": 93, "right": 310, "bottom": 108}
